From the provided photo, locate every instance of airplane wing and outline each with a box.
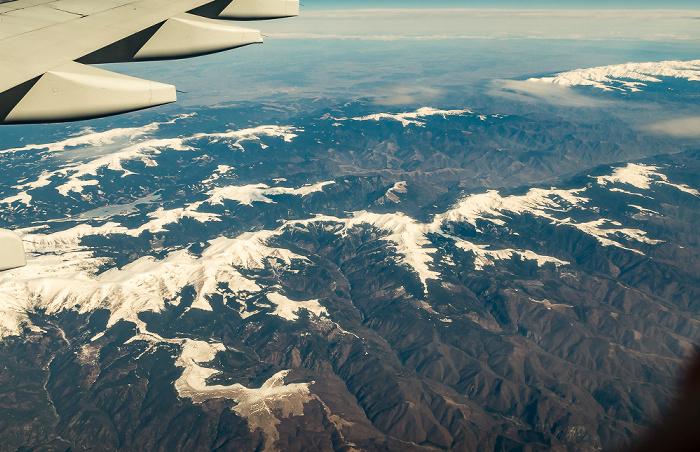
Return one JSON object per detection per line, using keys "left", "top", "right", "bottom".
{"left": 0, "top": 0, "right": 299, "bottom": 124}
{"left": 0, "top": 0, "right": 299, "bottom": 271}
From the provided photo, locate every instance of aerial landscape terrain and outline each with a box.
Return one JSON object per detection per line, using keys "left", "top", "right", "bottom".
{"left": 0, "top": 1, "right": 699, "bottom": 451}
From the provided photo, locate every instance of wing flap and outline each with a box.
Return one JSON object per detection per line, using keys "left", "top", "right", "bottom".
{"left": 219, "top": 0, "right": 298, "bottom": 20}
{"left": 191, "top": 0, "right": 299, "bottom": 20}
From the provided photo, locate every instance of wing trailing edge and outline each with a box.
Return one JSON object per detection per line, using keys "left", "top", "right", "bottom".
{"left": 191, "top": 0, "right": 299, "bottom": 20}
{"left": 80, "top": 13, "right": 263, "bottom": 64}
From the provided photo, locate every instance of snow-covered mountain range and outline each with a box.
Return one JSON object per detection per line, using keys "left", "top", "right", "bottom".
{"left": 1, "top": 102, "right": 698, "bottom": 451}
{"left": 528, "top": 59, "right": 700, "bottom": 92}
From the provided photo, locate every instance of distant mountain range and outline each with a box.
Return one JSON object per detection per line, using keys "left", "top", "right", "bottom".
{"left": 528, "top": 59, "right": 700, "bottom": 93}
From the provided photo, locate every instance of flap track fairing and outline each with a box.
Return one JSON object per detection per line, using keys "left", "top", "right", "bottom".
{"left": 0, "top": 229, "right": 26, "bottom": 272}
{"left": 1, "top": 62, "right": 176, "bottom": 124}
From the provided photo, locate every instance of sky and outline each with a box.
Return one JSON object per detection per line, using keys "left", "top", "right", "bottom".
{"left": 2, "top": 0, "right": 699, "bottom": 140}
{"left": 305, "top": 0, "right": 700, "bottom": 9}
{"left": 257, "top": 9, "right": 700, "bottom": 42}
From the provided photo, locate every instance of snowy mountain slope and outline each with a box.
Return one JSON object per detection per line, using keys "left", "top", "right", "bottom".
{"left": 596, "top": 163, "right": 700, "bottom": 195}
{"left": 349, "top": 107, "right": 477, "bottom": 127}
{"left": 174, "top": 340, "right": 312, "bottom": 452}
{"left": 2, "top": 160, "right": 690, "bottom": 340}
{"left": 0, "top": 115, "right": 189, "bottom": 156}
{"left": 0, "top": 226, "right": 329, "bottom": 337}
{"left": 0, "top": 102, "right": 685, "bottom": 232}
{"left": 528, "top": 59, "right": 700, "bottom": 92}
{"left": 1, "top": 118, "right": 301, "bottom": 204}
{"left": 204, "top": 181, "right": 335, "bottom": 206}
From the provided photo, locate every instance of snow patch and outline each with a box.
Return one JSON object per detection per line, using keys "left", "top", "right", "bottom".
{"left": 289, "top": 206, "right": 571, "bottom": 290}
{"left": 175, "top": 339, "right": 312, "bottom": 452}
{"left": 203, "top": 232, "right": 305, "bottom": 271}
{"left": 206, "top": 184, "right": 276, "bottom": 206}
{"left": 608, "top": 188, "right": 650, "bottom": 198}
{"left": 596, "top": 163, "right": 699, "bottom": 196}
{"left": 139, "top": 208, "right": 221, "bottom": 233}
{"left": 0, "top": 192, "right": 32, "bottom": 206}
{"left": 346, "top": 212, "right": 439, "bottom": 292}
{"left": 18, "top": 176, "right": 335, "bottom": 252}
{"left": 384, "top": 181, "right": 408, "bottom": 203}
{"left": 629, "top": 205, "right": 660, "bottom": 216}
{"left": 453, "top": 239, "right": 569, "bottom": 271}
{"left": 286, "top": 213, "right": 439, "bottom": 293}
{"left": 20, "top": 206, "right": 220, "bottom": 251}
{"left": 55, "top": 138, "right": 192, "bottom": 196}
{"left": 531, "top": 298, "right": 572, "bottom": 310}
{"left": 433, "top": 188, "right": 588, "bottom": 229}
{"left": 560, "top": 218, "right": 663, "bottom": 253}
{"left": 435, "top": 187, "right": 662, "bottom": 253}
{"left": 351, "top": 107, "right": 473, "bottom": 127}
{"left": 188, "top": 125, "right": 300, "bottom": 151}
{"left": 267, "top": 292, "right": 327, "bottom": 321}
{"left": 0, "top": 117, "right": 183, "bottom": 155}
{"left": 205, "top": 181, "right": 333, "bottom": 206}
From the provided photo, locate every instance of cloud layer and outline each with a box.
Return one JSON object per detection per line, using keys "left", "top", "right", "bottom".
{"left": 259, "top": 9, "right": 700, "bottom": 42}
{"left": 645, "top": 116, "right": 700, "bottom": 138}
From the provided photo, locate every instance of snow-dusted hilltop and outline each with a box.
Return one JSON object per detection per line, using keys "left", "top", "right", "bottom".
{"left": 3, "top": 161, "right": 689, "bottom": 339}
{"left": 0, "top": 116, "right": 301, "bottom": 204}
{"left": 350, "top": 107, "right": 475, "bottom": 127}
{"left": 528, "top": 59, "right": 700, "bottom": 92}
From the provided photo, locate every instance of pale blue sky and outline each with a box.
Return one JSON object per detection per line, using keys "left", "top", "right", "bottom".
{"left": 95, "top": 7, "right": 699, "bottom": 108}
{"left": 305, "top": 0, "right": 700, "bottom": 9}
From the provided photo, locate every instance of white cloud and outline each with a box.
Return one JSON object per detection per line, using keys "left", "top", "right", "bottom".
{"left": 258, "top": 9, "right": 700, "bottom": 42}
{"left": 267, "top": 32, "right": 492, "bottom": 41}
{"left": 490, "top": 79, "right": 609, "bottom": 107}
{"left": 644, "top": 116, "right": 700, "bottom": 138}
{"left": 372, "top": 86, "right": 444, "bottom": 106}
